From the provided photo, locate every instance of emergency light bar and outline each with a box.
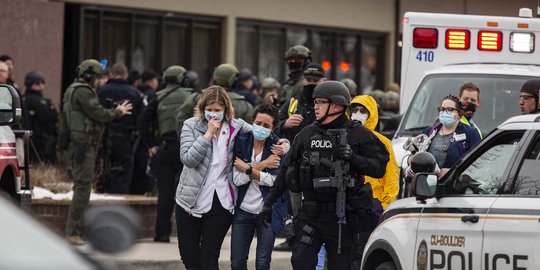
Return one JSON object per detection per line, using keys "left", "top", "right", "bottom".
{"left": 445, "top": 29, "right": 470, "bottom": 50}
{"left": 510, "top": 32, "right": 534, "bottom": 53}
{"left": 478, "top": 31, "right": 502, "bottom": 51}
{"left": 413, "top": 28, "right": 438, "bottom": 48}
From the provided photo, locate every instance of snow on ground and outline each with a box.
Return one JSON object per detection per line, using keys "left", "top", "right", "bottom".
{"left": 33, "top": 186, "right": 126, "bottom": 200}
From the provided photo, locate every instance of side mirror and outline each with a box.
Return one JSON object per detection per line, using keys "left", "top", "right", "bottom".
{"left": 0, "top": 84, "right": 20, "bottom": 125}
{"left": 412, "top": 173, "right": 438, "bottom": 200}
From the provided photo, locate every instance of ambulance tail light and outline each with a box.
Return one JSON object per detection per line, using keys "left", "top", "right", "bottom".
{"left": 478, "top": 31, "right": 502, "bottom": 51}
{"left": 510, "top": 32, "right": 534, "bottom": 53}
{"left": 413, "top": 28, "right": 438, "bottom": 48}
{"left": 445, "top": 29, "right": 470, "bottom": 50}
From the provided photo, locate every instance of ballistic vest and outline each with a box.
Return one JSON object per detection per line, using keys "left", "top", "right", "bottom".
{"left": 156, "top": 85, "right": 193, "bottom": 136}
{"left": 63, "top": 82, "right": 97, "bottom": 133}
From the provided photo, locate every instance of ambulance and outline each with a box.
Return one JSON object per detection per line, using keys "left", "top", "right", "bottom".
{"left": 392, "top": 8, "right": 540, "bottom": 197}
{"left": 0, "top": 84, "right": 30, "bottom": 202}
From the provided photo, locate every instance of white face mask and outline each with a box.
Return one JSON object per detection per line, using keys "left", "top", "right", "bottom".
{"left": 351, "top": 112, "right": 369, "bottom": 124}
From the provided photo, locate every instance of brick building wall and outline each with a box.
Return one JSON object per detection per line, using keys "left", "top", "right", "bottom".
{"left": 31, "top": 196, "right": 175, "bottom": 239}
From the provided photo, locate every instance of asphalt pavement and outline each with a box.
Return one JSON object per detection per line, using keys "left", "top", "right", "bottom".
{"left": 91, "top": 232, "right": 293, "bottom": 270}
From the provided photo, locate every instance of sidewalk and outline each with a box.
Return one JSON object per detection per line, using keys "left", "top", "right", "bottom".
{"left": 91, "top": 234, "right": 293, "bottom": 270}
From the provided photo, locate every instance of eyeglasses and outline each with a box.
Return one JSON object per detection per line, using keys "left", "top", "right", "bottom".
{"left": 519, "top": 95, "right": 535, "bottom": 101}
{"left": 314, "top": 99, "right": 331, "bottom": 106}
{"left": 352, "top": 106, "right": 369, "bottom": 114}
{"left": 437, "top": 106, "right": 459, "bottom": 113}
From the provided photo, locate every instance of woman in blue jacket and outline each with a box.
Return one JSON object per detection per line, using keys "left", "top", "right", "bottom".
{"left": 423, "top": 95, "right": 481, "bottom": 177}
{"left": 230, "top": 103, "right": 287, "bottom": 270}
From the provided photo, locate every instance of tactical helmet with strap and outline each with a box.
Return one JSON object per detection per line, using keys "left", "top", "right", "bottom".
{"left": 77, "top": 59, "right": 105, "bottom": 82}
{"left": 213, "top": 64, "right": 239, "bottom": 89}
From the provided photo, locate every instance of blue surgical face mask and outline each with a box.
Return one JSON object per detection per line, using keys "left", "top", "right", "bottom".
{"left": 205, "top": 111, "right": 224, "bottom": 121}
{"left": 439, "top": 111, "right": 456, "bottom": 127}
{"left": 252, "top": 124, "right": 271, "bottom": 141}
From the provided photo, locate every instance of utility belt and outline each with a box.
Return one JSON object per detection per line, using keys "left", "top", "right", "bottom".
{"left": 70, "top": 131, "right": 99, "bottom": 146}
{"left": 160, "top": 131, "right": 178, "bottom": 143}
{"left": 302, "top": 200, "right": 336, "bottom": 214}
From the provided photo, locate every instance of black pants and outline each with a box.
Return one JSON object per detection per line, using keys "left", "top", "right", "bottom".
{"left": 130, "top": 140, "right": 154, "bottom": 195}
{"left": 105, "top": 134, "right": 134, "bottom": 194}
{"left": 150, "top": 140, "right": 182, "bottom": 238}
{"left": 291, "top": 201, "right": 353, "bottom": 270}
{"left": 176, "top": 193, "right": 233, "bottom": 270}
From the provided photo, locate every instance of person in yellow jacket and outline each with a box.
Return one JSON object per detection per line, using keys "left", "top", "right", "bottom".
{"left": 350, "top": 95, "right": 399, "bottom": 209}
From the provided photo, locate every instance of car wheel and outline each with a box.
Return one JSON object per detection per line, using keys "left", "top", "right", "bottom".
{"left": 374, "top": 261, "right": 397, "bottom": 270}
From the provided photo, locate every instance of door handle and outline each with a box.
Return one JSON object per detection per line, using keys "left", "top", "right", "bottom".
{"left": 461, "top": 215, "right": 479, "bottom": 223}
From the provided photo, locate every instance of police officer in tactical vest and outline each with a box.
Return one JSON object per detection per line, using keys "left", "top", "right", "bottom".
{"left": 279, "top": 45, "right": 312, "bottom": 105}
{"left": 97, "top": 63, "right": 144, "bottom": 194}
{"left": 210, "top": 63, "right": 254, "bottom": 123}
{"left": 262, "top": 81, "right": 389, "bottom": 269}
{"left": 63, "top": 59, "right": 133, "bottom": 245}
{"left": 137, "top": 65, "right": 195, "bottom": 242}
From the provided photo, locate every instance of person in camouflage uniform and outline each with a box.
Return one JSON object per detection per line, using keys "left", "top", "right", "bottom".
{"left": 279, "top": 45, "right": 312, "bottom": 105}
{"left": 137, "top": 65, "right": 197, "bottom": 242}
{"left": 63, "top": 59, "right": 132, "bottom": 245}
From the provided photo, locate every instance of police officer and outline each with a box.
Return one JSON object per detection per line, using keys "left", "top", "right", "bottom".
{"left": 262, "top": 81, "right": 389, "bottom": 269}
{"left": 137, "top": 65, "right": 196, "bottom": 242}
{"left": 98, "top": 63, "right": 144, "bottom": 194}
{"left": 279, "top": 45, "right": 312, "bottom": 105}
{"left": 211, "top": 63, "right": 254, "bottom": 122}
{"left": 139, "top": 70, "right": 160, "bottom": 106}
{"left": 22, "top": 71, "right": 58, "bottom": 164}
{"left": 63, "top": 59, "right": 132, "bottom": 245}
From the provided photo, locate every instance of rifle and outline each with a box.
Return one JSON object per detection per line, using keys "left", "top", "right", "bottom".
{"left": 327, "top": 129, "right": 354, "bottom": 254}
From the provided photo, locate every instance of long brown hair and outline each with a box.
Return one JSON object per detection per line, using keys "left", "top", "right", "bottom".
{"left": 196, "top": 85, "right": 235, "bottom": 122}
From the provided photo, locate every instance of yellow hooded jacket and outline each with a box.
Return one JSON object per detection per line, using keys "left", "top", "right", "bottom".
{"left": 351, "top": 95, "right": 399, "bottom": 209}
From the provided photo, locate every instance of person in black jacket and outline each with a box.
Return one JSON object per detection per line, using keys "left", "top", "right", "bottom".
{"left": 97, "top": 63, "right": 143, "bottom": 194}
{"left": 261, "top": 81, "right": 389, "bottom": 270}
{"left": 22, "top": 71, "right": 58, "bottom": 164}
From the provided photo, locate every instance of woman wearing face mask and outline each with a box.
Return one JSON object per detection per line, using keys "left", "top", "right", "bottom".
{"left": 175, "top": 86, "right": 290, "bottom": 270}
{"left": 422, "top": 95, "right": 481, "bottom": 177}
{"left": 230, "top": 103, "right": 287, "bottom": 270}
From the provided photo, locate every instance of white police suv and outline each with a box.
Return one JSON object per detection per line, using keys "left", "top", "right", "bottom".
{"left": 362, "top": 113, "right": 540, "bottom": 270}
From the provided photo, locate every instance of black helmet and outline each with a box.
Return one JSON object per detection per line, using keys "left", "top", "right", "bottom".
{"left": 312, "top": 80, "right": 351, "bottom": 106}
{"left": 410, "top": 152, "right": 437, "bottom": 173}
{"left": 24, "top": 71, "right": 45, "bottom": 87}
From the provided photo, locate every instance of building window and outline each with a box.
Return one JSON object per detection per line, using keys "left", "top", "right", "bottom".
{"left": 236, "top": 20, "right": 387, "bottom": 93}
{"left": 64, "top": 5, "right": 222, "bottom": 88}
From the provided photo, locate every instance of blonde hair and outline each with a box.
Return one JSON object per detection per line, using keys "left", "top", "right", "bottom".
{"left": 196, "top": 85, "right": 235, "bottom": 122}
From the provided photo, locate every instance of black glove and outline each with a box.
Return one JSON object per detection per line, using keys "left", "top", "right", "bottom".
{"left": 260, "top": 204, "right": 272, "bottom": 228}
{"left": 336, "top": 144, "right": 353, "bottom": 161}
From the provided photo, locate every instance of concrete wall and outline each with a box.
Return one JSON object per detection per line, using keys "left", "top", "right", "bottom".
{"left": 0, "top": 0, "right": 64, "bottom": 106}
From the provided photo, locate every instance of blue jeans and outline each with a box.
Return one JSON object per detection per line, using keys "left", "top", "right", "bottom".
{"left": 231, "top": 208, "right": 277, "bottom": 270}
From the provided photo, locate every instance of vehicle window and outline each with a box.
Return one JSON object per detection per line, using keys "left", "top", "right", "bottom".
{"left": 453, "top": 131, "right": 524, "bottom": 195}
{"left": 400, "top": 74, "right": 530, "bottom": 136}
{"left": 514, "top": 135, "right": 540, "bottom": 195}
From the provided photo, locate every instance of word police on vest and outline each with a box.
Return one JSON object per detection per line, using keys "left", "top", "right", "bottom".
{"left": 311, "top": 139, "right": 333, "bottom": 148}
